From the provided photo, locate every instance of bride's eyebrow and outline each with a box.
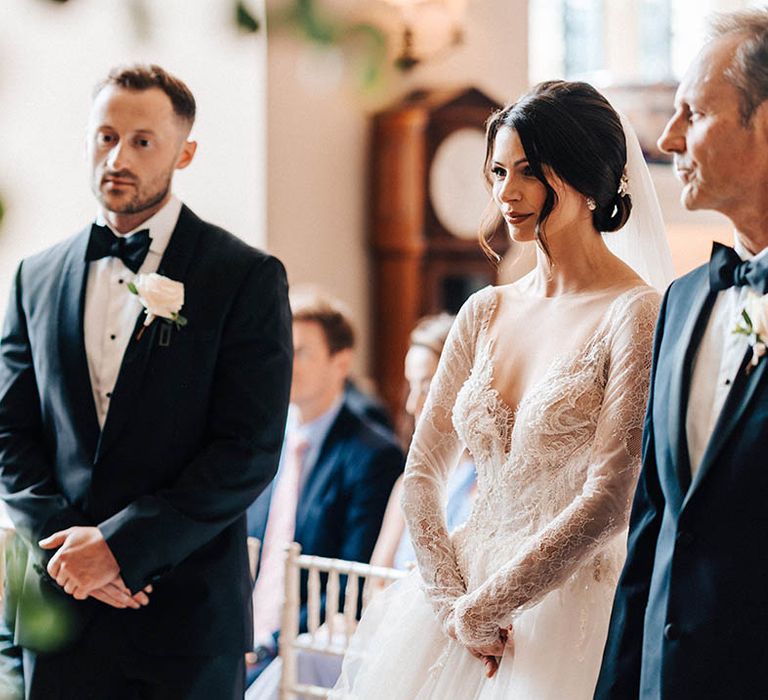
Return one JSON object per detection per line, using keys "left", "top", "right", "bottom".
{"left": 492, "top": 158, "right": 528, "bottom": 168}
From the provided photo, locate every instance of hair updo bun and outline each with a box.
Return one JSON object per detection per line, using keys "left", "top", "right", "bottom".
{"left": 594, "top": 190, "right": 633, "bottom": 233}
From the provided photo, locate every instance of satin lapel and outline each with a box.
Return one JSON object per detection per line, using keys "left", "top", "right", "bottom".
{"left": 668, "top": 283, "right": 718, "bottom": 493}
{"left": 57, "top": 230, "right": 100, "bottom": 460}
{"left": 684, "top": 346, "right": 768, "bottom": 506}
{"left": 95, "top": 206, "right": 203, "bottom": 462}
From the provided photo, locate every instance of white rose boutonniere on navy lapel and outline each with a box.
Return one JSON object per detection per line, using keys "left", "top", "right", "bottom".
{"left": 733, "top": 289, "right": 768, "bottom": 372}
{"left": 128, "top": 272, "right": 187, "bottom": 343}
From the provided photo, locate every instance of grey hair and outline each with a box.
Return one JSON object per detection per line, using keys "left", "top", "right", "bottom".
{"left": 708, "top": 8, "right": 768, "bottom": 125}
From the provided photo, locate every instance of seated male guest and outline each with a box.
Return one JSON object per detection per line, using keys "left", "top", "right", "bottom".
{"left": 246, "top": 290, "right": 404, "bottom": 678}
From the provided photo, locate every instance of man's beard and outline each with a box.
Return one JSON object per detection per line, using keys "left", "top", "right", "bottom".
{"left": 107, "top": 183, "right": 170, "bottom": 215}
{"left": 95, "top": 169, "right": 172, "bottom": 215}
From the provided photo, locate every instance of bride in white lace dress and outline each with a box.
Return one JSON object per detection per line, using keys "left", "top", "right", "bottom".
{"left": 331, "top": 81, "right": 674, "bottom": 699}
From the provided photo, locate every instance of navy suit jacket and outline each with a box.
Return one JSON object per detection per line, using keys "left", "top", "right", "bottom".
{"left": 0, "top": 206, "right": 292, "bottom": 656}
{"left": 248, "top": 401, "right": 403, "bottom": 635}
{"left": 596, "top": 263, "right": 768, "bottom": 699}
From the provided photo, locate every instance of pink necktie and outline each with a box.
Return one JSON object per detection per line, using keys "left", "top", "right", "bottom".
{"left": 252, "top": 432, "right": 309, "bottom": 644}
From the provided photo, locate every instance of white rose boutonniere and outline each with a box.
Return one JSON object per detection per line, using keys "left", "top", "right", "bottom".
{"left": 733, "top": 289, "right": 768, "bottom": 372}
{"left": 128, "top": 273, "right": 187, "bottom": 339}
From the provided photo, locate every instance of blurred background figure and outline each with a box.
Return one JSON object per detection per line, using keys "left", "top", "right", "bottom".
{"left": 246, "top": 288, "right": 403, "bottom": 683}
{"left": 370, "top": 313, "right": 477, "bottom": 571}
{"left": 247, "top": 311, "right": 476, "bottom": 700}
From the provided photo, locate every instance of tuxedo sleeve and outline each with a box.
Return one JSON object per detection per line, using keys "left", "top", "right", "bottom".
{"left": 593, "top": 285, "right": 671, "bottom": 699}
{"left": 0, "top": 262, "right": 88, "bottom": 546}
{"left": 99, "top": 255, "right": 293, "bottom": 591}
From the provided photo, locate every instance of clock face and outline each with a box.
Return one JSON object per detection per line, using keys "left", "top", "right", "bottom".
{"left": 428, "top": 127, "right": 491, "bottom": 240}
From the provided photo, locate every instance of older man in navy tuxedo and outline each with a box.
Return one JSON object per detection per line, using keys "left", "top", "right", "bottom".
{"left": 596, "top": 9, "right": 768, "bottom": 699}
{"left": 0, "top": 64, "right": 292, "bottom": 699}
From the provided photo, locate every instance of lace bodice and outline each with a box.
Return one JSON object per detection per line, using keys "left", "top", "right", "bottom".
{"left": 401, "top": 283, "right": 659, "bottom": 648}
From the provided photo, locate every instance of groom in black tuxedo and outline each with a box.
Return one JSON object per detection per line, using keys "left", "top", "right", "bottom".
{"left": 595, "top": 9, "right": 768, "bottom": 700}
{"left": 0, "top": 65, "right": 292, "bottom": 698}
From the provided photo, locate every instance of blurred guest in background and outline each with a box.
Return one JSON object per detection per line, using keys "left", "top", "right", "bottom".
{"left": 246, "top": 289, "right": 403, "bottom": 682}
{"left": 370, "top": 313, "right": 477, "bottom": 572}
{"left": 247, "top": 312, "right": 474, "bottom": 700}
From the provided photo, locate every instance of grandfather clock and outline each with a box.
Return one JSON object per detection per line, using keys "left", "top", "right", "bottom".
{"left": 370, "top": 87, "right": 507, "bottom": 418}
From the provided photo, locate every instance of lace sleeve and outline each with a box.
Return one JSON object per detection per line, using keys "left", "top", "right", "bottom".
{"left": 452, "top": 289, "right": 660, "bottom": 648}
{"left": 401, "top": 289, "right": 489, "bottom": 633}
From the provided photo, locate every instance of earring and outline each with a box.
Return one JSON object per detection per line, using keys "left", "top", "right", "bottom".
{"left": 586, "top": 197, "right": 597, "bottom": 211}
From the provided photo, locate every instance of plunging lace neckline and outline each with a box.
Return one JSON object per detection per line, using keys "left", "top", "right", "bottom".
{"left": 480, "top": 285, "right": 645, "bottom": 430}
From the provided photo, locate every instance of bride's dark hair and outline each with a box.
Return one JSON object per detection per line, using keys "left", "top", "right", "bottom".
{"left": 479, "top": 80, "right": 632, "bottom": 262}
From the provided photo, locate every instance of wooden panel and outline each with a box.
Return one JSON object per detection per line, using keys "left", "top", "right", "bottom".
{"left": 372, "top": 254, "right": 422, "bottom": 419}
{"left": 370, "top": 108, "right": 428, "bottom": 254}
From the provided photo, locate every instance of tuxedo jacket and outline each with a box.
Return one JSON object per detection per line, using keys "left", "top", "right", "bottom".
{"left": 596, "top": 264, "right": 768, "bottom": 699}
{"left": 0, "top": 205, "right": 292, "bottom": 656}
{"left": 248, "top": 401, "right": 403, "bottom": 634}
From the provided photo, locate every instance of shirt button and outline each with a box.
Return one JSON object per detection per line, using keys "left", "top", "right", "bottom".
{"left": 725, "top": 378, "right": 731, "bottom": 386}
{"left": 664, "top": 623, "right": 680, "bottom": 641}
{"left": 106, "top": 392, "right": 112, "bottom": 399}
{"left": 110, "top": 334, "right": 116, "bottom": 340}
{"left": 118, "top": 279, "right": 124, "bottom": 284}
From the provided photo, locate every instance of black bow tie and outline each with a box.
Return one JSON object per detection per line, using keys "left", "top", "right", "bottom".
{"left": 85, "top": 224, "right": 152, "bottom": 274}
{"left": 709, "top": 242, "right": 768, "bottom": 294}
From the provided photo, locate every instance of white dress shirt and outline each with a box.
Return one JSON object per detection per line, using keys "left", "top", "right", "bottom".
{"left": 83, "top": 196, "right": 182, "bottom": 427}
{"left": 686, "top": 237, "right": 768, "bottom": 477}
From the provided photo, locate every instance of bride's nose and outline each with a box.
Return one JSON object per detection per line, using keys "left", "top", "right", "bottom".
{"left": 498, "top": 177, "right": 523, "bottom": 204}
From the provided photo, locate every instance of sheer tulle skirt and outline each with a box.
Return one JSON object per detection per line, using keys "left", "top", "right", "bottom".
{"left": 331, "top": 541, "right": 622, "bottom": 700}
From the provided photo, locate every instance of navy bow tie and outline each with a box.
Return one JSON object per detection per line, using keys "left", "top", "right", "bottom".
{"left": 709, "top": 242, "right": 768, "bottom": 294}
{"left": 85, "top": 224, "right": 152, "bottom": 274}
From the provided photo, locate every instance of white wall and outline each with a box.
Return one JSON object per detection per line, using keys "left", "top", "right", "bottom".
{"left": 0, "top": 0, "right": 266, "bottom": 310}
{"left": 266, "top": 0, "right": 528, "bottom": 378}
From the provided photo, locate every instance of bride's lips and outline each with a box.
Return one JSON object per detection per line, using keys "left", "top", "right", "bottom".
{"left": 505, "top": 212, "right": 534, "bottom": 225}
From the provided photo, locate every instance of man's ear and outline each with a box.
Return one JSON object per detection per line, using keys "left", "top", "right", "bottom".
{"left": 333, "top": 348, "right": 354, "bottom": 381}
{"left": 753, "top": 100, "right": 768, "bottom": 141}
{"left": 175, "top": 140, "right": 197, "bottom": 171}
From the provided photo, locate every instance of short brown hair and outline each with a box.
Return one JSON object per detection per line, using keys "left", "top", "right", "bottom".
{"left": 290, "top": 289, "right": 355, "bottom": 355}
{"left": 94, "top": 64, "right": 196, "bottom": 127}
{"left": 708, "top": 9, "right": 768, "bottom": 125}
